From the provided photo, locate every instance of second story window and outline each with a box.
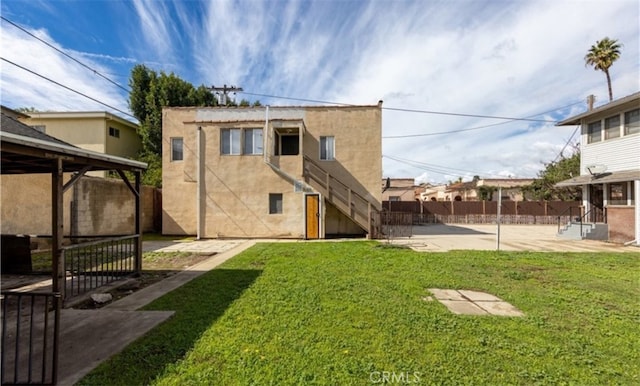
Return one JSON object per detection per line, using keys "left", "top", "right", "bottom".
{"left": 244, "top": 128, "right": 263, "bottom": 155}
{"left": 171, "top": 137, "right": 183, "bottom": 161}
{"left": 320, "top": 136, "right": 335, "bottom": 160}
{"left": 587, "top": 121, "right": 601, "bottom": 144}
{"left": 604, "top": 115, "right": 620, "bottom": 140}
{"left": 221, "top": 128, "right": 241, "bottom": 155}
{"left": 625, "top": 108, "right": 640, "bottom": 135}
{"left": 222, "top": 128, "right": 262, "bottom": 155}
{"left": 109, "top": 127, "right": 120, "bottom": 138}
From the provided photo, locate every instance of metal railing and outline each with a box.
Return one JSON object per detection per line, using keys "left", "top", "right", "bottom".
{"left": 62, "top": 235, "right": 139, "bottom": 301}
{"left": 1, "top": 292, "right": 60, "bottom": 385}
{"left": 303, "top": 156, "right": 380, "bottom": 236}
{"left": 557, "top": 206, "right": 582, "bottom": 233}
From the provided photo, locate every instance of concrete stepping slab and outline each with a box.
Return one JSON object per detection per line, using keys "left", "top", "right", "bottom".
{"left": 475, "top": 301, "right": 525, "bottom": 317}
{"left": 458, "top": 290, "right": 502, "bottom": 302}
{"left": 439, "top": 300, "right": 489, "bottom": 315}
{"left": 428, "top": 288, "right": 524, "bottom": 317}
{"left": 428, "top": 288, "right": 466, "bottom": 301}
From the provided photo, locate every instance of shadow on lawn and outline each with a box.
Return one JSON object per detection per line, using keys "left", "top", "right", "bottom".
{"left": 78, "top": 268, "right": 262, "bottom": 385}
{"left": 412, "top": 224, "right": 493, "bottom": 236}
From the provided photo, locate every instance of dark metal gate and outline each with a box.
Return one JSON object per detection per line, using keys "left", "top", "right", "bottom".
{"left": 381, "top": 211, "right": 413, "bottom": 238}
{"left": 1, "top": 292, "right": 60, "bottom": 385}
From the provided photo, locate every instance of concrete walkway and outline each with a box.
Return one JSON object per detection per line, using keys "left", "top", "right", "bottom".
{"left": 56, "top": 239, "right": 255, "bottom": 385}
{"left": 388, "top": 224, "right": 638, "bottom": 252}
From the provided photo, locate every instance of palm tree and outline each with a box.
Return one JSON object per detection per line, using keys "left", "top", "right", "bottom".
{"left": 585, "top": 37, "right": 622, "bottom": 102}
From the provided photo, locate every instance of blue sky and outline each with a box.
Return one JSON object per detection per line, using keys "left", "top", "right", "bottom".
{"left": 1, "top": 0, "right": 639, "bottom": 183}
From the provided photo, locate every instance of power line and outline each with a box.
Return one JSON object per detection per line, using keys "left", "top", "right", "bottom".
{"left": 383, "top": 154, "right": 505, "bottom": 179}
{"left": 2, "top": 57, "right": 136, "bottom": 120}
{"left": 240, "top": 90, "right": 557, "bottom": 123}
{"left": 1, "top": 16, "right": 130, "bottom": 93}
{"left": 553, "top": 125, "right": 580, "bottom": 163}
{"left": 383, "top": 101, "right": 583, "bottom": 138}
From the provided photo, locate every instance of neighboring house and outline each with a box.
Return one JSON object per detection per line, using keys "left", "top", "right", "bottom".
{"left": 420, "top": 184, "right": 448, "bottom": 201}
{"left": 382, "top": 178, "right": 419, "bottom": 201}
{"left": 162, "top": 104, "right": 382, "bottom": 239}
{"left": 439, "top": 178, "right": 534, "bottom": 201}
{"left": 556, "top": 92, "right": 640, "bottom": 244}
{"left": 17, "top": 110, "right": 141, "bottom": 177}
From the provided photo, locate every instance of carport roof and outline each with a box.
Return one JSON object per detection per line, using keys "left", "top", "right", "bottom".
{"left": 1, "top": 113, "right": 146, "bottom": 174}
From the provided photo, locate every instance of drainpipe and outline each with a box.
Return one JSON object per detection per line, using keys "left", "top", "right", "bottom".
{"left": 197, "top": 126, "right": 202, "bottom": 240}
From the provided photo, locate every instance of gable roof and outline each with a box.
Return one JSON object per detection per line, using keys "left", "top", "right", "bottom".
{"left": 557, "top": 92, "right": 640, "bottom": 126}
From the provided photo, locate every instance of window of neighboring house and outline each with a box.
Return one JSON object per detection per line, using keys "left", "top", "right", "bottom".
{"left": 109, "top": 127, "right": 120, "bottom": 138}
{"left": 269, "top": 193, "right": 283, "bottom": 214}
{"left": 32, "top": 125, "right": 46, "bottom": 133}
{"left": 608, "top": 183, "right": 627, "bottom": 205}
{"left": 320, "top": 136, "right": 335, "bottom": 160}
{"left": 624, "top": 108, "right": 640, "bottom": 135}
{"left": 221, "top": 128, "right": 242, "bottom": 155}
{"left": 243, "top": 128, "right": 263, "bottom": 155}
{"left": 389, "top": 196, "right": 401, "bottom": 202}
{"left": 604, "top": 115, "right": 620, "bottom": 140}
{"left": 171, "top": 137, "right": 183, "bottom": 161}
{"left": 587, "top": 121, "right": 601, "bottom": 143}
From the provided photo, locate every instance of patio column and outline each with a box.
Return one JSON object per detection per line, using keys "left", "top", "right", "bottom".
{"left": 52, "top": 158, "right": 65, "bottom": 299}
{"left": 635, "top": 180, "right": 640, "bottom": 246}
{"left": 135, "top": 171, "right": 142, "bottom": 274}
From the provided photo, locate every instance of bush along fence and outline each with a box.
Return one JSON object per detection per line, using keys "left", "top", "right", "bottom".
{"left": 381, "top": 200, "right": 582, "bottom": 225}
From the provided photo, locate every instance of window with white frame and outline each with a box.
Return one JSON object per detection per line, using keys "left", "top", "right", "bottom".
{"left": 320, "top": 136, "right": 335, "bottom": 160}
{"left": 604, "top": 115, "right": 620, "bottom": 140}
{"left": 587, "top": 121, "right": 601, "bottom": 143}
{"left": 608, "top": 183, "right": 627, "bottom": 205}
{"left": 222, "top": 128, "right": 262, "bottom": 155}
{"left": 171, "top": 137, "right": 183, "bottom": 161}
{"left": 244, "top": 128, "right": 263, "bottom": 155}
{"left": 624, "top": 108, "right": 640, "bottom": 135}
{"left": 221, "top": 128, "right": 242, "bottom": 155}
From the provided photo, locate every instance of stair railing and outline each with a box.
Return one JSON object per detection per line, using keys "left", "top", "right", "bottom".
{"left": 557, "top": 206, "right": 578, "bottom": 233}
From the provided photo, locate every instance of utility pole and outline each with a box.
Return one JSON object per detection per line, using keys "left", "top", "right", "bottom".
{"left": 211, "top": 84, "right": 243, "bottom": 105}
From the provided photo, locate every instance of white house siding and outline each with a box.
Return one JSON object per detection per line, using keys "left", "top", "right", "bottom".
{"left": 581, "top": 134, "right": 640, "bottom": 175}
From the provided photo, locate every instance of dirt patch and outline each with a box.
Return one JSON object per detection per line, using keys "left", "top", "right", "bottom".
{"left": 74, "top": 252, "right": 215, "bottom": 309}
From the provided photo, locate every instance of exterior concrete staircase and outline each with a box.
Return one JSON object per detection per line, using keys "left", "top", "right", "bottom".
{"left": 303, "top": 156, "right": 381, "bottom": 238}
{"left": 557, "top": 222, "right": 608, "bottom": 240}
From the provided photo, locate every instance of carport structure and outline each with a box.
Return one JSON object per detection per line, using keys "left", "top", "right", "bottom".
{"left": 1, "top": 113, "right": 146, "bottom": 384}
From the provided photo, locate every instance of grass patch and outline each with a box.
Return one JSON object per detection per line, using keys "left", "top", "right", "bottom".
{"left": 80, "top": 242, "right": 640, "bottom": 385}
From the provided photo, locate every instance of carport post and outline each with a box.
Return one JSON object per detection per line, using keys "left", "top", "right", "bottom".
{"left": 52, "top": 157, "right": 65, "bottom": 299}
{"left": 135, "top": 171, "right": 142, "bottom": 274}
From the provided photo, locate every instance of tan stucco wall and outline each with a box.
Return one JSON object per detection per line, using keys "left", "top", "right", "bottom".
{"left": 162, "top": 105, "right": 382, "bottom": 238}
{"left": 1, "top": 174, "right": 155, "bottom": 236}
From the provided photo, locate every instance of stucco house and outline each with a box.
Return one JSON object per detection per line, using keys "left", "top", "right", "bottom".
{"left": 162, "top": 104, "right": 382, "bottom": 239}
{"left": 382, "top": 178, "right": 420, "bottom": 201}
{"left": 556, "top": 92, "right": 640, "bottom": 244}
{"left": 18, "top": 110, "right": 141, "bottom": 177}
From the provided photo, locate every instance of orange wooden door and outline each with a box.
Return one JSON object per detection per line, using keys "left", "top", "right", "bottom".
{"left": 305, "top": 194, "right": 320, "bottom": 239}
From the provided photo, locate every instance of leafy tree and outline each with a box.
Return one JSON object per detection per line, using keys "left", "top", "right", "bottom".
{"left": 585, "top": 37, "right": 622, "bottom": 102}
{"left": 525, "top": 150, "right": 581, "bottom": 201}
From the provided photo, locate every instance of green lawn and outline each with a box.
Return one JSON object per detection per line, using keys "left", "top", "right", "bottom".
{"left": 80, "top": 242, "right": 639, "bottom": 385}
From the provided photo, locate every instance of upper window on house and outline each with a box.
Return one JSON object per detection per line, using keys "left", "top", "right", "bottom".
{"left": 244, "top": 128, "right": 263, "bottom": 155}
{"left": 171, "top": 137, "right": 184, "bottom": 161}
{"left": 604, "top": 115, "right": 620, "bottom": 140}
{"left": 109, "top": 127, "right": 120, "bottom": 138}
{"left": 587, "top": 121, "right": 601, "bottom": 143}
{"left": 269, "top": 193, "right": 283, "bottom": 214}
{"left": 221, "top": 128, "right": 241, "bottom": 155}
{"left": 320, "top": 136, "right": 335, "bottom": 160}
{"left": 222, "top": 128, "right": 262, "bottom": 155}
{"left": 31, "top": 125, "right": 46, "bottom": 133}
{"left": 274, "top": 127, "right": 300, "bottom": 156}
{"left": 389, "top": 196, "right": 401, "bottom": 202}
{"left": 624, "top": 108, "right": 640, "bottom": 135}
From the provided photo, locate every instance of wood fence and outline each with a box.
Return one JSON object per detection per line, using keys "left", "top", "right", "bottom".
{"left": 381, "top": 200, "right": 582, "bottom": 225}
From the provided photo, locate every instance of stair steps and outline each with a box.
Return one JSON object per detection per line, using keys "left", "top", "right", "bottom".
{"left": 557, "top": 222, "right": 608, "bottom": 240}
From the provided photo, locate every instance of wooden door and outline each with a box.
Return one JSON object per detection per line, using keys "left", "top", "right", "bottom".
{"left": 305, "top": 194, "right": 320, "bottom": 239}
